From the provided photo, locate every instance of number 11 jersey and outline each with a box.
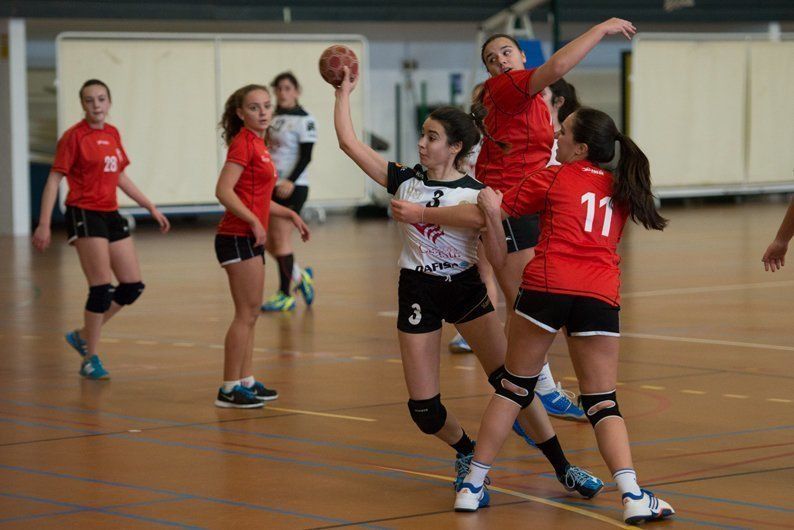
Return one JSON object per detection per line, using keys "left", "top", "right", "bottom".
{"left": 501, "top": 160, "right": 629, "bottom": 306}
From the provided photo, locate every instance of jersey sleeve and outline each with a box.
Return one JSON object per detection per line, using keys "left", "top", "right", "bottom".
{"left": 112, "top": 128, "right": 131, "bottom": 172}
{"left": 52, "top": 129, "right": 78, "bottom": 175}
{"left": 225, "top": 134, "right": 250, "bottom": 167}
{"left": 501, "top": 166, "right": 558, "bottom": 217}
{"left": 483, "top": 68, "right": 536, "bottom": 115}
{"left": 387, "top": 162, "right": 417, "bottom": 195}
{"left": 299, "top": 115, "right": 318, "bottom": 143}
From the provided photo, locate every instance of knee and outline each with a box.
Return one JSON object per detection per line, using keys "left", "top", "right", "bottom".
{"left": 113, "top": 281, "right": 145, "bottom": 306}
{"left": 407, "top": 394, "right": 447, "bottom": 435}
{"left": 579, "top": 390, "right": 622, "bottom": 428}
{"left": 86, "top": 284, "right": 114, "bottom": 313}
{"left": 488, "top": 365, "right": 538, "bottom": 409}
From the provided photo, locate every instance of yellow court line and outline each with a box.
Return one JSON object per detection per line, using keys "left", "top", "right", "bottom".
{"left": 621, "top": 332, "right": 794, "bottom": 352}
{"left": 265, "top": 406, "right": 376, "bottom": 422}
{"left": 380, "top": 467, "right": 631, "bottom": 529}
{"left": 172, "top": 342, "right": 195, "bottom": 347}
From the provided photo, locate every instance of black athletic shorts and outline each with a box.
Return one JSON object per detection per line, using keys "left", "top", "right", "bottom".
{"left": 214, "top": 234, "right": 265, "bottom": 267}
{"left": 397, "top": 267, "right": 494, "bottom": 334}
{"left": 513, "top": 289, "right": 620, "bottom": 337}
{"left": 503, "top": 213, "right": 539, "bottom": 253}
{"left": 273, "top": 184, "right": 309, "bottom": 213}
{"left": 65, "top": 206, "right": 130, "bottom": 244}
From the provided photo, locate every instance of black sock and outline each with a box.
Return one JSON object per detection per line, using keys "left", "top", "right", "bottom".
{"left": 451, "top": 430, "right": 475, "bottom": 455}
{"left": 276, "top": 254, "right": 294, "bottom": 295}
{"left": 536, "top": 435, "right": 570, "bottom": 477}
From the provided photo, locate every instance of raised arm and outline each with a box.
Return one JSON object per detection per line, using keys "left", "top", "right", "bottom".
{"left": 390, "top": 200, "right": 485, "bottom": 229}
{"left": 762, "top": 199, "right": 794, "bottom": 272}
{"left": 334, "top": 66, "right": 388, "bottom": 186}
{"left": 530, "top": 18, "right": 636, "bottom": 95}
{"left": 31, "top": 170, "right": 65, "bottom": 251}
{"left": 117, "top": 171, "right": 170, "bottom": 233}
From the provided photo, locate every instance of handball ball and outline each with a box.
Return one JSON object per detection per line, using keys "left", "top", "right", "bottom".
{"left": 318, "top": 45, "right": 359, "bottom": 86}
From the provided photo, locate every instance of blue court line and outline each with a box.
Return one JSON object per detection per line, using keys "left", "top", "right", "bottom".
{"left": 0, "top": 417, "right": 102, "bottom": 435}
{"left": 0, "top": 509, "right": 86, "bottom": 525}
{"left": 3, "top": 402, "right": 794, "bottom": 517}
{"left": 0, "top": 492, "right": 204, "bottom": 529}
{"left": 559, "top": 499, "right": 751, "bottom": 530}
{"left": 0, "top": 465, "right": 391, "bottom": 529}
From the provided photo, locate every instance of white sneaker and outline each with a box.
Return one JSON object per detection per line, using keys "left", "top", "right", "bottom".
{"left": 454, "top": 482, "right": 490, "bottom": 512}
{"left": 623, "top": 489, "right": 675, "bottom": 525}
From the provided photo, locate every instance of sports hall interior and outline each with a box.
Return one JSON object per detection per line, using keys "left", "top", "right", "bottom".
{"left": 0, "top": 1, "right": 792, "bottom": 528}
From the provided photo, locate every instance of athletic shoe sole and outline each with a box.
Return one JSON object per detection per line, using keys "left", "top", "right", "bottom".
{"left": 214, "top": 400, "right": 264, "bottom": 409}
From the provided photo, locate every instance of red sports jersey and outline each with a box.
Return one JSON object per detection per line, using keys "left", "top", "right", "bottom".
{"left": 501, "top": 160, "right": 629, "bottom": 306}
{"left": 52, "top": 120, "right": 130, "bottom": 211}
{"left": 476, "top": 69, "right": 554, "bottom": 194}
{"left": 217, "top": 127, "right": 278, "bottom": 237}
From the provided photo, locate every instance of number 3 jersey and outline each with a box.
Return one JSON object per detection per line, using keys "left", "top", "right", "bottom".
{"left": 501, "top": 160, "right": 630, "bottom": 306}
{"left": 387, "top": 162, "right": 484, "bottom": 277}
{"left": 53, "top": 119, "right": 130, "bottom": 212}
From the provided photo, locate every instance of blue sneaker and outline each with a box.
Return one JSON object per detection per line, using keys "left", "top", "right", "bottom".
{"left": 294, "top": 267, "right": 315, "bottom": 306}
{"left": 248, "top": 381, "right": 279, "bottom": 401}
{"left": 558, "top": 465, "right": 604, "bottom": 498}
{"left": 448, "top": 333, "right": 472, "bottom": 354}
{"left": 511, "top": 419, "right": 537, "bottom": 447}
{"left": 454, "top": 481, "right": 490, "bottom": 512}
{"left": 261, "top": 292, "right": 296, "bottom": 312}
{"left": 65, "top": 330, "right": 88, "bottom": 357}
{"left": 214, "top": 385, "right": 263, "bottom": 409}
{"left": 623, "top": 489, "right": 674, "bottom": 524}
{"left": 538, "top": 383, "right": 586, "bottom": 421}
{"left": 454, "top": 451, "right": 474, "bottom": 491}
{"left": 79, "top": 355, "right": 109, "bottom": 380}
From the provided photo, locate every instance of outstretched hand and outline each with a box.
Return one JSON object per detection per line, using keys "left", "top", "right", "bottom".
{"left": 599, "top": 18, "right": 637, "bottom": 40}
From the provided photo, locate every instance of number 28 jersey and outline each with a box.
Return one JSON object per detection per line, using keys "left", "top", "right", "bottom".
{"left": 387, "top": 163, "right": 483, "bottom": 277}
{"left": 52, "top": 119, "right": 130, "bottom": 212}
{"left": 501, "top": 160, "right": 629, "bottom": 306}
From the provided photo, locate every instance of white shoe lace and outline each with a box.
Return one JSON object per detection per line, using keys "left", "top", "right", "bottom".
{"left": 551, "top": 382, "right": 577, "bottom": 405}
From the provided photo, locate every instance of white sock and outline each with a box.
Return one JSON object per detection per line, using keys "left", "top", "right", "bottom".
{"left": 535, "top": 362, "right": 557, "bottom": 394}
{"left": 291, "top": 263, "right": 302, "bottom": 283}
{"left": 613, "top": 468, "right": 641, "bottom": 498}
{"left": 222, "top": 380, "right": 240, "bottom": 393}
{"left": 240, "top": 375, "right": 255, "bottom": 388}
{"left": 464, "top": 460, "right": 491, "bottom": 488}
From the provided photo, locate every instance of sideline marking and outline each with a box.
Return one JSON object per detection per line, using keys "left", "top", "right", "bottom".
{"left": 265, "top": 407, "right": 376, "bottom": 423}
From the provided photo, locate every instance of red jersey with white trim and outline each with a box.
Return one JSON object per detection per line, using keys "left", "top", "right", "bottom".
{"left": 52, "top": 120, "right": 130, "bottom": 212}
{"left": 501, "top": 160, "right": 629, "bottom": 306}
{"left": 476, "top": 69, "right": 554, "bottom": 194}
{"left": 217, "top": 127, "right": 278, "bottom": 237}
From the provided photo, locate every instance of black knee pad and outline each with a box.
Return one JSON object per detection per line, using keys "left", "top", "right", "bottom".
{"left": 488, "top": 365, "right": 538, "bottom": 409}
{"left": 408, "top": 394, "right": 447, "bottom": 435}
{"left": 579, "top": 391, "right": 622, "bottom": 427}
{"left": 113, "top": 282, "right": 145, "bottom": 305}
{"left": 86, "top": 284, "right": 114, "bottom": 313}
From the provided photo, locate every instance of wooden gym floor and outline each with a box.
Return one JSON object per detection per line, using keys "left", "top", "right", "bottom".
{"left": 0, "top": 200, "right": 792, "bottom": 529}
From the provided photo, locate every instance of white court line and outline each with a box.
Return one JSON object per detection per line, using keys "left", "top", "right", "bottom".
{"left": 623, "top": 279, "right": 794, "bottom": 299}
{"left": 454, "top": 366, "right": 476, "bottom": 371}
{"left": 621, "top": 332, "right": 794, "bottom": 352}
{"left": 265, "top": 406, "right": 376, "bottom": 422}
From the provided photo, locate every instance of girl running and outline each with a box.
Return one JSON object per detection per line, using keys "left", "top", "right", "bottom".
{"left": 32, "top": 79, "right": 170, "bottom": 380}
{"left": 334, "top": 67, "right": 603, "bottom": 498}
{"left": 214, "top": 84, "right": 310, "bottom": 408}
{"left": 454, "top": 108, "right": 674, "bottom": 525}
{"left": 261, "top": 72, "right": 318, "bottom": 312}
{"left": 475, "top": 18, "right": 637, "bottom": 421}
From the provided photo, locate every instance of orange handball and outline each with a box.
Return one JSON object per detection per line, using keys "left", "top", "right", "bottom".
{"left": 318, "top": 45, "right": 359, "bottom": 86}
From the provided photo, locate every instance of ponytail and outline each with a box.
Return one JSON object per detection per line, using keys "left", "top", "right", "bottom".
{"left": 220, "top": 84, "right": 269, "bottom": 147}
{"left": 614, "top": 133, "right": 668, "bottom": 231}
{"left": 570, "top": 108, "right": 667, "bottom": 231}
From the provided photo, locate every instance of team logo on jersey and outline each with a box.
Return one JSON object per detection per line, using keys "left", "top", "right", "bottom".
{"left": 97, "top": 140, "right": 110, "bottom": 146}
{"left": 415, "top": 262, "right": 455, "bottom": 273}
{"left": 412, "top": 222, "right": 445, "bottom": 243}
{"left": 582, "top": 166, "right": 605, "bottom": 175}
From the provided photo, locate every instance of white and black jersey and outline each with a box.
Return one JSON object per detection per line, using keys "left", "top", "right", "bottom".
{"left": 268, "top": 106, "right": 317, "bottom": 186}
{"left": 387, "top": 162, "right": 484, "bottom": 277}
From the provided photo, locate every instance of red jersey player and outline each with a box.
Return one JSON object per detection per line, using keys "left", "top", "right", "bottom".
{"left": 32, "top": 79, "right": 170, "bottom": 380}
{"left": 454, "top": 108, "right": 673, "bottom": 525}
{"left": 469, "top": 18, "right": 638, "bottom": 422}
{"left": 213, "top": 84, "right": 309, "bottom": 409}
